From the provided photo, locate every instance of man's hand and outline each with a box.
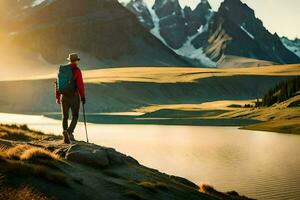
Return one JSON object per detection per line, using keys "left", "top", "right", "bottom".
{"left": 81, "top": 97, "right": 86, "bottom": 105}
{"left": 56, "top": 99, "right": 61, "bottom": 105}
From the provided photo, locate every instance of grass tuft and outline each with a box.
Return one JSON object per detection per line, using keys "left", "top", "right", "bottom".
{"left": 20, "top": 148, "right": 60, "bottom": 162}
{"left": 199, "top": 184, "right": 215, "bottom": 193}
{"left": 0, "top": 124, "right": 61, "bottom": 141}
{"left": 136, "top": 180, "right": 168, "bottom": 191}
{"left": 5, "top": 145, "right": 31, "bottom": 160}
{"left": 0, "top": 156, "right": 68, "bottom": 186}
{"left": 0, "top": 185, "right": 51, "bottom": 200}
{"left": 123, "top": 191, "right": 145, "bottom": 200}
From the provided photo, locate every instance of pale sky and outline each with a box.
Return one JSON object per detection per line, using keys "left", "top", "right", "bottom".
{"left": 124, "top": 0, "right": 300, "bottom": 39}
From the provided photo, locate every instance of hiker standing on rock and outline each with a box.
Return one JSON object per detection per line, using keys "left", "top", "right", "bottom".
{"left": 55, "top": 53, "right": 86, "bottom": 144}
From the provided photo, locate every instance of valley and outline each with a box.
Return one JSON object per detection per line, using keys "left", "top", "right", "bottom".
{"left": 0, "top": 64, "right": 299, "bottom": 133}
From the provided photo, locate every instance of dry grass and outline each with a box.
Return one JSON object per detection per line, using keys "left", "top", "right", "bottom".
{"left": 199, "top": 184, "right": 215, "bottom": 193}
{"left": 0, "top": 145, "right": 67, "bottom": 186}
{"left": 5, "top": 145, "right": 32, "bottom": 160}
{"left": 213, "top": 95, "right": 300, "bottom": 134}
{"left": 123, "top": 191, "right": 145, "bottom": 200}
{"left": 4, "top": 145, "right": 60, "bottom": 162}
{"left": 0, "top": 185, "right": 51, "bottom": 200}
{"left": 80, "top": 64, "right": 300, "bottom": 84}
{"left": 0, "top": 124, "right": 60, "bottom": 141}
{"left": 243, "top": 119, "right": 300, "bottom": 134}
{"left": 199, "top": 184, "right": 252, "bottom": 199}
{"left": 10, "top": 64, "right": 300, "bottom": 83}
{"left": 137, "top": 181, "right": 168, "bottom": 191}
{"left": 0, "top": 155, "right": 67, "bottom": 186}
{"left": 20, "top": 148, "right": 60, "bottom": 162}
{"left": 135, "top": 100, "right": 255, "bottom": 114}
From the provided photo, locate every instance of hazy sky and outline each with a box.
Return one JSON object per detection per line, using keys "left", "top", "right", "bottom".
{"left": 126, "top": 0, "right": 300, "bottom": 39}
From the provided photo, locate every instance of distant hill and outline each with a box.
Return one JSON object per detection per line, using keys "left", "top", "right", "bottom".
{"left": 0, "top": 65, "right": 298, "bottom": 114}
{"left": 261, "top": 76, "right": 300, "bottom": 107}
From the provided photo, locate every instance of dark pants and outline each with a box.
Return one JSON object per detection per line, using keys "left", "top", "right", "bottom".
{"left": 61, "top": 94, "right": 80, "bottom": 134}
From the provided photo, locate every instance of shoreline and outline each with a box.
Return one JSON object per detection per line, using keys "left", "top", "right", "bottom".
{"left": 0, "top": 124, "right": 253, "bottom": 200}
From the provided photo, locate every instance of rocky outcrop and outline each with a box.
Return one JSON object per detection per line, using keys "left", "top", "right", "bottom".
{"left": 65, "top": 143, "right": 138, "bottom": 168}
{"left": 0, "top": 136, "right": 252, "bottom": 200}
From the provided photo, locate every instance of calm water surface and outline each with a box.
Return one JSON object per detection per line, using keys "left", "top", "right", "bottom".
{"left": 1, "top": 113, "right": 300, "bottom": 200}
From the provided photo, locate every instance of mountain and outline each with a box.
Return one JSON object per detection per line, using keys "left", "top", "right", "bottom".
{"left": 281, "top": 37, "right": 300, "bottom": 58}
{"left": 206, "top": 0, "right": 300, "bottom": 67}
{"left": 126, "top": 0, "right": 154, "bottom": 30}
{"left": 126, "top": 0, "right": 216, "bottom": 67}
{"left": 125, "top": 0, "right": 300, "bottom": 68}
{"left": 0, "top": 0, "right": 188, "bottom": 78}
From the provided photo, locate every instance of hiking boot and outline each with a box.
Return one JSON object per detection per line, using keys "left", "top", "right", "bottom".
{"left": 69, "top": 133, "right": 76, "bottom": 141}
{"left": 63, "top": 130, "right": 71, "bottom": 144}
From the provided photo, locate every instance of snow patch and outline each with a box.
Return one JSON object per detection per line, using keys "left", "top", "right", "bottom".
{"left": 281, "top": 38, "right": 300, "bottom": 58}
{"left": 240, "top": 26, "right": 255, "bottom": 40}
{"left": 132, "top": 0, "right": 148, "bottom": 13}
{"left": 175, "top": 29, "right": 216, "bottom": 68}
{"left": 149, "top": 8, "right": 171, "bottom": 48}
{"left": 32, "top": 0, "right": 54, "bottom": 7}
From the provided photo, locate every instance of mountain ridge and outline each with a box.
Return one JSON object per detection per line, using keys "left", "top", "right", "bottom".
{"left": 0, "top": 0, "right": 189, "bottom": 77}
{"left": 125, "top": 0, "right": 300, "bottom": 68}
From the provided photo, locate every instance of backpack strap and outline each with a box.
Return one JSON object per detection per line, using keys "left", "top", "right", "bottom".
{"left": 71, "top": 66, "right": 79, "bottom": 91}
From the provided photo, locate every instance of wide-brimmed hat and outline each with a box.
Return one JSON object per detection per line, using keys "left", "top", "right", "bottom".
{"left": 67, "top": 53, "right": 80, "bottom": 62}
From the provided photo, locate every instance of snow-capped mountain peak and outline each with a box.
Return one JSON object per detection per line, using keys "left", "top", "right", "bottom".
{"left": 281, "top": 37, "right": 300, "bottom": 58}
{"left": 126, "top": 0, "right": 216, "bottom": 67}
{"left": 124, "top": 0, "right": 300, "bottom": 67}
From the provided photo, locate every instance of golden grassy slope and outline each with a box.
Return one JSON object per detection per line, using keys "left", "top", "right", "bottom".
{"left": 214, "top": 95, "right": 300, "bottom": 134}
{"left": 135, "top": 100, "right": 255, "bottom": 114}
{"left": 83, "top": 64, "right": 300, "bottom": 84}
{"left": 7, "top": 63, "right": 300, "bottom": 83}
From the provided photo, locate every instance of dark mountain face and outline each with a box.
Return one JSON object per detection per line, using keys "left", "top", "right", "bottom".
{"left": 184, "top": 0, "right": 212, "bottom": 37}
{"left": 1, "top": 0, "right": 188, "bottom": 69}
{"left": 205, "top": 0, "right": 300, "bottom": 64}
{"left": 281, "top": 37, "right": 300, "bottom": 58}
{"left": 125, "top": 0, "right": 154, "bottom": 30}
{"left": 152, "top": 0, "right": 187, "bottom": 49}
{"left": 126, "top": 0, "right": 215, "bottom": 67}
{"left": 126, "top": 0, "right": 300, "bottom": 68}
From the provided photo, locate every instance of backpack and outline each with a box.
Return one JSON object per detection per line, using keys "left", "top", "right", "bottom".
{"left": 57, "top": 64, "right": 76, "bottom": 95}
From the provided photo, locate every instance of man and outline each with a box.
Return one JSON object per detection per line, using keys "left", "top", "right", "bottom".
{"left": 55, "top": 53, "right": 86, "bottom": 144}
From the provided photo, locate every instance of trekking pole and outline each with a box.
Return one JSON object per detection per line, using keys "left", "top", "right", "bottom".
{"left": 82, "top": 103, "right": 89, "bottom": 143}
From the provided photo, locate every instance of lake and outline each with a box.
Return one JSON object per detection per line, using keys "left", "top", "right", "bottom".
{"left": 0, "top": 113, "right": 299, "bottom": 200}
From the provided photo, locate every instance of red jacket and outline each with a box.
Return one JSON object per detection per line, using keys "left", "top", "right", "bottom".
{"left": 55, "top": 63, "right": 85, "bottom": 100}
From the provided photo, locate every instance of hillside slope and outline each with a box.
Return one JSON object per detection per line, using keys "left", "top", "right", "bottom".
{"left": 0, "top": 124, "right": 251, "bottom": 200}
{"left": 0, "top": 65, "right": 298, "bottom": 114}
{"left": 216, "top": 95, "right": 300, "bottom": 134}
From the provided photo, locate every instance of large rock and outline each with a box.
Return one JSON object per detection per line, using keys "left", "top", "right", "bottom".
{"left": 65, "top": 143, "right": 138, "bottom": 168}
{"left": 66, "top": 144, "right": 109, "bottom": 167}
